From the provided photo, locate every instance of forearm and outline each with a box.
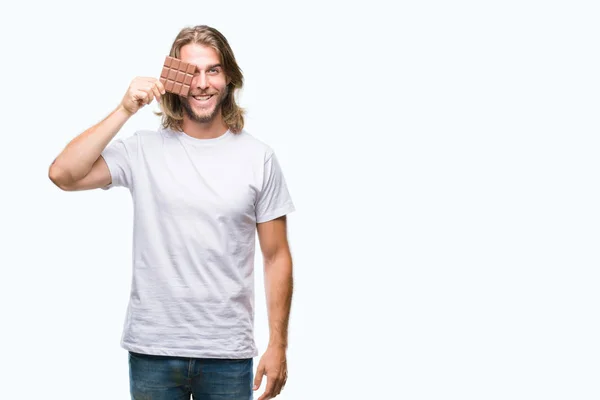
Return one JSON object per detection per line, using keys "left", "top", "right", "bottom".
{"left": 264, "top": 250, "right": 293, "bottom": 349}
{"left": 50, "top": 104, "right": 131, "bottom": 184}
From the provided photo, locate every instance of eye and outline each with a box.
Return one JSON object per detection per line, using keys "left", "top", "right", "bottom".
{"left": 209, "top": 68, "right": 220, "bottom": 74}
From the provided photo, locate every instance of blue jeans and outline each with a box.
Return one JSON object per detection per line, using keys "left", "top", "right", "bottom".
{"left": 128, "top": 351, "right": 253, "bottom": 400}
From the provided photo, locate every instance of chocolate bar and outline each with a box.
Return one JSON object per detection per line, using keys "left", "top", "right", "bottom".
{"left": 160, "top": 56, "right": 196, "bottom": 96}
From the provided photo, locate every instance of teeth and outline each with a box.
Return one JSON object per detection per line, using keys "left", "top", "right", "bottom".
{"left": 194, "top": 95, "right": 211, "bottom": 101}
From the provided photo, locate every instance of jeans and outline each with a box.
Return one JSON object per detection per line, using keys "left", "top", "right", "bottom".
{"left": 128, "top": 351, "right": 253, "bottom": 400}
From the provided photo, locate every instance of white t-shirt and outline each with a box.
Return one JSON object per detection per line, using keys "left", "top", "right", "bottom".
{"left": 100, "top": 127, "right": 295, "bottom": 359}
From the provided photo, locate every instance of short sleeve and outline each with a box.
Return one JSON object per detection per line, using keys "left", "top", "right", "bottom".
{"left": 255, "top": 152, "right": 295, "bottom": 223}
{"left": 100, "top": 135, "right": 136, "bottom": 190}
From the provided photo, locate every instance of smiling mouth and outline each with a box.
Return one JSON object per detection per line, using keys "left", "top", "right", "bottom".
{"left": 191, "top": 94, "right": 214, "bottom": 101}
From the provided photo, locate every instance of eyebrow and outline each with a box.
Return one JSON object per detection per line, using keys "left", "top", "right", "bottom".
{"left": 196, "top": 63, "right": 222, "bottom": 71}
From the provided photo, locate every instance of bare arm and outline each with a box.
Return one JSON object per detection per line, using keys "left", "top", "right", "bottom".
{"left": 257, "top": 215, "right": 294, "bottom": 349}
{"left": 48, "top": 105, "right": 132, "bottom": 190}
{"left": 253, "top": 215, "right": 293, "bottom": 399}
{"left": 48, "top": 76, "right": 165, "bottom": 191}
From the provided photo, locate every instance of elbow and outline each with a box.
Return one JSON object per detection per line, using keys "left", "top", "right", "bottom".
{"left": 264, "top": 248, "right": 293, "bottom": 269}
{"left": 48, "top": 163, "right": 74, "bottom": 191}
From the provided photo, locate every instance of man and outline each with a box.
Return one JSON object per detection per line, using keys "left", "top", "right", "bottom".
{"left": 48, "top": 25, "right": 295, "bottom": 400}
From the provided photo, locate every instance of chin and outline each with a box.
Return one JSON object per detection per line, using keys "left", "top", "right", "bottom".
{"left": 182, "top": 99, "right": 219, "bottom": 123}
{"left": 198, "top": 112, "right": 220, "bottom": 123}
{"left": 194, "top": 106, "right": 214, "bottom": 116}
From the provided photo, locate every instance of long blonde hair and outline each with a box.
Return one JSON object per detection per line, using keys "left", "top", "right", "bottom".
{"left": 156, "top": 25, "right": 245, "bottom": 133}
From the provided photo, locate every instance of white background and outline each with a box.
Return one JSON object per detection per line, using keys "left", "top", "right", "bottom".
{"left": 1, "top": 0, "right": 599, "bottom": 399}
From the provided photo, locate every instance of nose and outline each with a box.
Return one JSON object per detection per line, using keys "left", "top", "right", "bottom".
{"left": 194, "top": 71, "right": 209, "bottom": 91}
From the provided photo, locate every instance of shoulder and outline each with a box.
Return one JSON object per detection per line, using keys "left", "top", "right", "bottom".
{"left": 137, "top": 127, "right": 170, "bottom": 141}
{"left": 230, "top": 129, "right": 276, "bottom": 162}
{"left": 118, "top": 127, "right": 174, "bottom": 146}
{"left": 104, "top": 128, "right": 172, "bottom": 161}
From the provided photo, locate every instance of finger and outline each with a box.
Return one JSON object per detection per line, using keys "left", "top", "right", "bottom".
{"left": 253, "top": 363, "right": 265, "bottom": 391}
{"left": 144, "top": 77, "right": 165, "bottom": 97}
{"left": 133, "top": 90, "right": 148, "bottom": 107}
{"left": 141, "top": 77, "right": 157, "bottom": 86}
{"left": 277, "top": 369, "right": 288, "bottom": 396}
{"left": 151, "top": 84, "right": 162, "bottom": 103}
{"left": 257, "top": 375, "right": 277, "bottom": 400}
{"left": 273, "top": 375, "right": 285, "bottom": 397}
{"left": 155, "top": 79, "right": 166, "bottom": 95}
{"left": 143, "top": 87, "right": 154, "bottom": 105}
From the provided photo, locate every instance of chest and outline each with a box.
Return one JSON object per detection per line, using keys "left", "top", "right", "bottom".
{"left": 134, "top": 147, "right": 261, "bottom": 222}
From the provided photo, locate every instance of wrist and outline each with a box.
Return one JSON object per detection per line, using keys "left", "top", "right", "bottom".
{"left": 268, "top": 340, "right": 287, "bottom": 350}
{"left": 116, "top": 103, "right": 134, "bottom": 118}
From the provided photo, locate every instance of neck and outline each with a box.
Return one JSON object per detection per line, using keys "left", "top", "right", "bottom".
{"left": 181, "top": 115, "right": 229, "bottom": 139}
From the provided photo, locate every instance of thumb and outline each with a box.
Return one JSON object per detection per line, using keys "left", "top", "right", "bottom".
{"left": 253, "top": 362, "right": 265, "bottom": 391}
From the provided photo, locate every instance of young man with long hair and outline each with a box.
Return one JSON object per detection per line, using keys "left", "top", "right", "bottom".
{"left": 49, "top": 25, "right": 295, "bottom": 400}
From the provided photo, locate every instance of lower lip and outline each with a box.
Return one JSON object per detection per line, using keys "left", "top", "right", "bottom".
{"left": 191, "top": 95, "right": 214, "bottom": 106}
